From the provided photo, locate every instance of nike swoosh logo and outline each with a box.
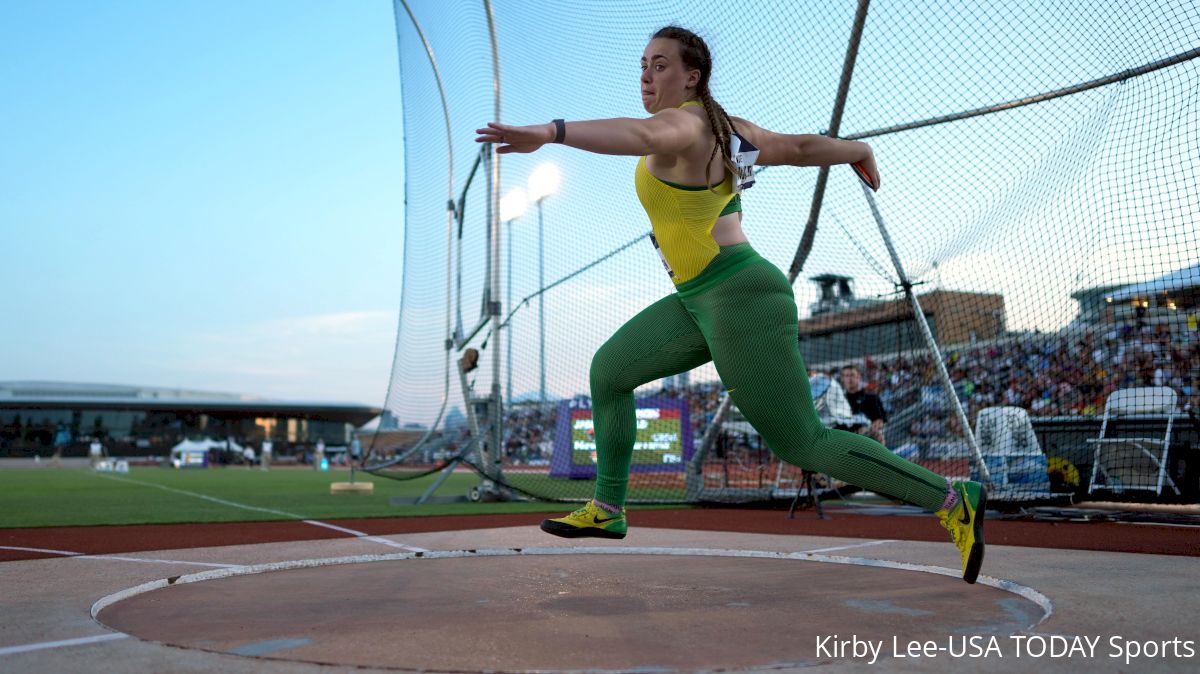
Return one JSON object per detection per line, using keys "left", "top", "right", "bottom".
{"left": 959, "top": 507, "right": 971, "bottom": 525}
{"left": 592, "top": 515, "right": 620, "bottom": 525}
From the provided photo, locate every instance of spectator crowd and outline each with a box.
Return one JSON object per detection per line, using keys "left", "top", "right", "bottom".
{"left": 863, "top": 323, "right": 1199, "bottom": 424}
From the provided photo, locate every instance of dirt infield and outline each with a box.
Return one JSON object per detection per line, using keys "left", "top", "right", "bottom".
{"left": 95, "top": 550, "right": 1047, "bottom": 672}
{"left": 3, "top": 505, "right": 1198, "bottom": 562}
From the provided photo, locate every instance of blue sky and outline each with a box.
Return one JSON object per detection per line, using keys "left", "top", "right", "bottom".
{"left": 2, "top": 1, "right": 405, "bottom": 403}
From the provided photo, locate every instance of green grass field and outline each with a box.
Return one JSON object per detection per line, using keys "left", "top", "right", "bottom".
{"left": 0, "top": 466, "right": 688, "bottom": 528}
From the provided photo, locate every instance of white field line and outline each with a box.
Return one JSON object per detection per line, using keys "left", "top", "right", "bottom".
{"left": 798, "top": 539, "right": 900, "bottom": 554}
{"left": 301, "top": 519, "right": 427, "bottom": 552}
{"left": 92, "top": 473, "right": 298, "bottom": 518}
{"left": 299, "top": 519, "right": 371, "bottom": 536}
{"left": 0, "top": 633, "right": 128, "bottom": 657}
{"left": 364, "top": 536, "right": 427, "bottom": 552}
{"left": 91, "top": 473, "right": 427, "bottom": 552}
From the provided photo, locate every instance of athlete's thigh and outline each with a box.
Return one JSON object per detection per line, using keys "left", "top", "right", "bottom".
{"left": 592, "top": 293, "right": 712, "bottom": 392}
{"left": 694, "top": 265, "right": 823, "bottom": 440}
{"left": 712, "top": 305, "right": 817, "bottom": 421}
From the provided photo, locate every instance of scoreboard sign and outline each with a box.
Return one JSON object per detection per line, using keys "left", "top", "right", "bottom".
{"left": 549, "top": 396, "right": 693, "bottom": 479}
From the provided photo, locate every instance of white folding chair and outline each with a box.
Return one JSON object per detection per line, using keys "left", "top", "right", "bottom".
{"left": 1086, "top": 387, "right": 1180, "bottom": 496}
{"left": 974, "top": 407, "right": 1049, "bottom": 492}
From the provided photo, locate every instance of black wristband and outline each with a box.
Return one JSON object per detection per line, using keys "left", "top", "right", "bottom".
{"left": 552, "top": 118, "right": 566, "bottom": 144}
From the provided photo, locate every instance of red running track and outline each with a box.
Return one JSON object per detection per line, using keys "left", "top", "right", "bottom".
{"left": 3, "top": 505, "right": 1197, "bottom": 562}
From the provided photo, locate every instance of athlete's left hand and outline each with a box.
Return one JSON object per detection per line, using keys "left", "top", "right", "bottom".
{"left": 475, "top": 121, "right": 554, "bottom": 154}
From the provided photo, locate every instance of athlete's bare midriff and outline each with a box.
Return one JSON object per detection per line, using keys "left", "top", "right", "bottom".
{"left": 712, "top": 212, "right": 748, "bottom": 245}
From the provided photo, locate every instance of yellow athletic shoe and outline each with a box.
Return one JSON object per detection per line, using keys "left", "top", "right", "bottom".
{"left": 937, "top": 481, "right": 987, "bottom": 584}
{"left": 540, "top": 500, "right": 627, "bottom": 539}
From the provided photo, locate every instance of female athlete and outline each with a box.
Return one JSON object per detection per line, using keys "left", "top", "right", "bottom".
{"left": 476, "top": 26, "right": 986, "bottom": 583}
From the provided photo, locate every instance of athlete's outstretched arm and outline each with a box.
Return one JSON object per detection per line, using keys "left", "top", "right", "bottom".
{"left": 475, "top": 108, "right": 704, "bottom": 157}
{"left": 730, "top": 116, "right": 880, "bottom": 190}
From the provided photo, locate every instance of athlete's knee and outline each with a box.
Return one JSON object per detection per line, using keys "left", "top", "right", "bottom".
{"left": 589, "top": 345, "right": 628, "bottom": 397}
{"left": 753, "top": 424, "right": 824, "bottom": 469}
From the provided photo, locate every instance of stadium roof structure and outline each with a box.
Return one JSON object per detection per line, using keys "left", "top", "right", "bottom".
{"left": 0, "top": 381, "right": 381, "bottom": 426}
{"left": 1069, "top": 283, "right": 1127, "bottom": 300}
{"left": 1107, "top": 262, "right": 1200, "bottom": 302}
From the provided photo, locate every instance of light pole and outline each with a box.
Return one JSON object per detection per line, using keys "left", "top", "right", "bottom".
{"left": 527, "top": 162, "right": 561, "bottom": 409}
{"left": 499, "top": 187, "right": 528, "bottom": 406}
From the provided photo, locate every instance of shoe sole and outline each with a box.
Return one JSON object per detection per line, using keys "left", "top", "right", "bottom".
{"left": 963, "top": 485, "right": 987, "bottom": 584}
{"left": 540, "top": 519, "right": 626, "bottom": 539}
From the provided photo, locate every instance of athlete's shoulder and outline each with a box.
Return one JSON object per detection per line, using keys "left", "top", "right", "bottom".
{"left": 653, "top": 106, "right": 706, "bottom": 127}
{"left": 646, "top": 107, "right": 707, "bottom": 153}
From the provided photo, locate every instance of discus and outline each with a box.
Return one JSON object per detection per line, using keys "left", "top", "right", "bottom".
{"left": 851, "top": 162, "right": 876, "bottom": 190}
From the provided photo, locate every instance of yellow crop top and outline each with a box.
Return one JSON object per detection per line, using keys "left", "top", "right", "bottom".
{"left": 634, "top": 101, "right": 741, "bottom": 285}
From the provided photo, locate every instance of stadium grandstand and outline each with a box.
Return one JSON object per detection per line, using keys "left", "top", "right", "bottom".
{"left": 0, "top": 381, "right": 380, "bottom": 462}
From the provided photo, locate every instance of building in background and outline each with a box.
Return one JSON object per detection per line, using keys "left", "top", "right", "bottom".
{"left": 1069, "top": 263, "right": 1200, "bottom": 332}
{"left": 798, "top": 283, "right": 1006, "bottom": 367}
{"left": 0, "top": 381, "right": 380, "bottom": 459}
{"left": 1069, "top": 283, "right": 1126, "bottom": 326}
{"left": 1104, "top": 262, "right": 1200, "bottom": 327}
{"left": 808, "top": 274, "right": 879, "bottom": 316}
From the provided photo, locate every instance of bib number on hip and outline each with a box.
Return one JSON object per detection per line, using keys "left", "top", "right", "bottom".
{"left": 649, "top": 233, "right": 675, "bottom": 279}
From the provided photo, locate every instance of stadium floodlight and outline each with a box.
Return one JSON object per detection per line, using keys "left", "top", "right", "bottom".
{"left": 502, "top": 187, "right": 528, "bottom": 405}
{"left": 527, "top": 162, "right": 561, "bottom": 408}
{"left": 527, "top": 162, "right": 561, "bottom": 203}
{"left": 500, "top": 187, "right": 527, "bottom": 223}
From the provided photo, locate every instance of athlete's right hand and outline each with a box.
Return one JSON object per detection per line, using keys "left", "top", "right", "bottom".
{"left": 853, "top": 147, "right": 881, "bottom": 191}
{"left": 475, "top": 121, "right": 554, "bottom": 154}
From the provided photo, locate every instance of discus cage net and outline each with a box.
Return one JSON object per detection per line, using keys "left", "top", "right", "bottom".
{"left": 364, "top": 0, "right": 1200, "bottom": 508}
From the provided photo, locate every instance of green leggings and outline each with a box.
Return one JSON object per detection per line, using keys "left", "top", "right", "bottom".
{"left": 590, "top": 243, "right": 950, "bottom": 511}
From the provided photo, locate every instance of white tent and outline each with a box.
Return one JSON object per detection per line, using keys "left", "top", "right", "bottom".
{"left": 170, "top": 438, "right": 244, "bottom": 457}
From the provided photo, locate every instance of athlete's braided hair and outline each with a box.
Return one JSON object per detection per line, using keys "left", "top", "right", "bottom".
{"left": 652, "top": 26, "right": 738, "bottom": 190}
